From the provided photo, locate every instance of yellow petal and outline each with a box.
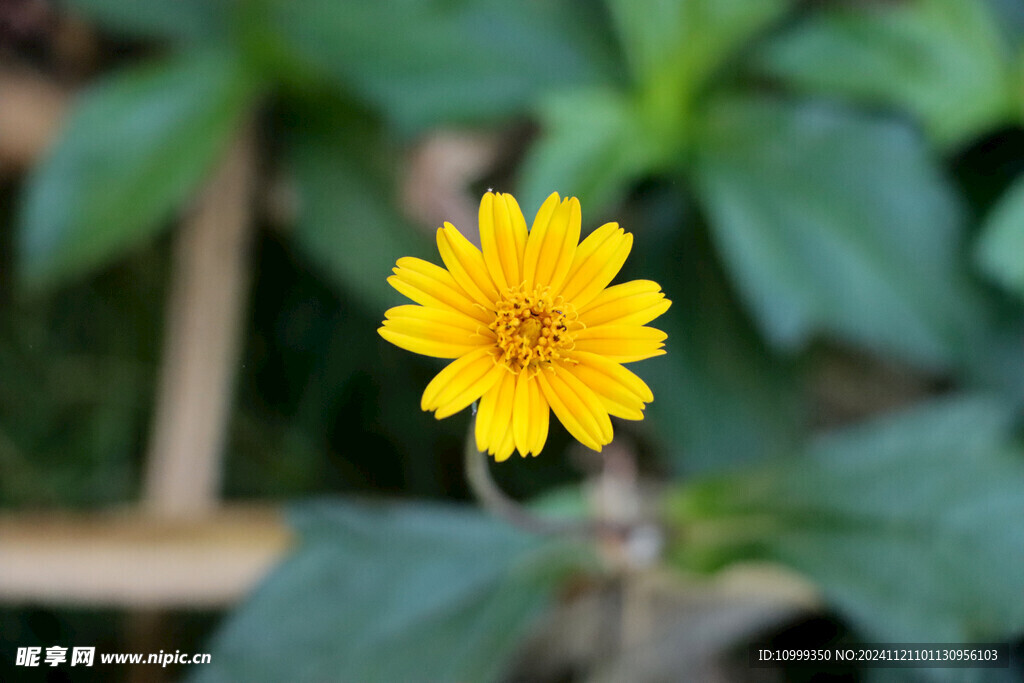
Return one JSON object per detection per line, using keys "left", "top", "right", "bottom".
{"left": 578, "top": 280, "right": 671, "bottom": 327}
{"left": 572, "top": 340, "right": 665, "bottom": 363}
{"left": 559, "top": 222, "right": 618, "bottom": 287}
{"left": 421, "top": 347, "right": 497, "bottom": 411}
{"left": 479, "top": 192, "right": 528, "bottom": 291}
{"left": 573, "top": 351, "right": 654, "bottom": 401}
{"left": 583, "top": 297, "right": 671, "bottom": 328}
{"left": 565, "top": 369, "right": 645, "bottom": 420}
{"left": 380, "top": 315, "right": 491, "bottom": 352}
{"left": 579, "top": 279, "right": 661, "bottom": 312}
{"left": 493, "top": 419, "right": 516, "bottom": 462}
{"left": 479, "top": 193, "right": 506, "bottom": 290}
{"left": 503, "top": 194, "right": 529, "bottom": 276}
{"left": 475, "top": 370, "right": 516, "bottom": 456}
{"left": 521, "top": 192, "right": 560, "bottom": 289}
{"left": 565, "top": 356, "right": 649, "bottom": 421}
{"left": 559, "top": 228, "right": 633, "bottom": 308}
{"left": 574, "top": 324, "right": 667, "bottom": 343}
{"left": 436, "top": 364, "right": 505, "bottom": 419}
{"left": 573, "top": 324, "right": 667, "bottom": 363}
{"left": 436, "top": 223, "right": 499, "bottom": 308}
{"left": 554, "top": 364, "right": 613, "bottom": 443}
{"left": 475, "top": 377, "right": 500, "bottom": 452}
{"left": 531, "top": 197, "right": 581, "bottom": 293}
{"left": 378, "top": 327, "right": 482, "bottom": 359}
{"left": 489, "top": 370, "right": 516, "bottom": 451}
{"left": 535, "top": 367, "right": 611, "bottom": 451}
{"left": 389, "top": 257, "right": 491, "bottom": 324}
{"left": 528, "top": 376, "right": 549, "bottom": 456}
{"left": 536, "top": 370, "right": 599, "bottom": 450}
{"left": 381, "top": 300, "right": 493, "bottom": 360}
{"left": 384, "top": 304, "right": 483, "bottom": 333}
{"left": 512, "top": 372, "right": 534, "bottom": 456}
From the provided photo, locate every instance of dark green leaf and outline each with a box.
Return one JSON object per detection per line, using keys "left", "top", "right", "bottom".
{"left": 976, "top": 174, "right": 1024, "bottom": 298}
{"left": 693, "top": 97, "right": 982, "bottom": 370}
{"left": 667, "top": 395, "right": 1024, "bottom": 642}
{"left": 64, "top": 0, "right": 230, "bottom": 42}
{"left": 194, "top": 499, "right": 591, "bottom": 683}
{"left": 756, "top": 0, "right": 1016, "bottom": 148}
{"left": 18, "top": 50, "right": 257, "bottom": 287}
{"left": 285, "top": 111, "right": 430, "bottom": 310}
{"left": 251, "top": 0, "right": 616, "bottom": 132}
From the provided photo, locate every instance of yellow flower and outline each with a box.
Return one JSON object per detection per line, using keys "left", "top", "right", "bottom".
{"left": 378, "top": 192, "right": 670, "bottom": 461}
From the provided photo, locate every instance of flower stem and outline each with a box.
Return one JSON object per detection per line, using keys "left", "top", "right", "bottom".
{"left": 463, "top": 421, "right": 628, "bottom": 539}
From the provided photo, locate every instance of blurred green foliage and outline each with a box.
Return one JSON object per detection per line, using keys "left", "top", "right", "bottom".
{"left": 755, "top": 0, "right": 1019, "bottom": 149}
{"left": 668, "top": 396, "right": 1024, "bottom": 643}
{"left": 19, "top": 49, "right": 257, "bottom": 286}
{"left": 978, "top": 174, "right": 1024, "bottom": 297}
{"left": 193, "top": 500, "right": 593, "bottom": 682}
{"left": 693, "top": 96, "right": 983, "bottom": 369}
{"left": 5, "top": 0, "right": 1024, "bottom": 680}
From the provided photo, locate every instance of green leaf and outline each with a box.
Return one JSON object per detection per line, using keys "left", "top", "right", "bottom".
{"left": 606, "top": 0, "right": 786, "bottom": 146}
{"left": 64, "top": 0, "right": 230, "bottom": 42}
{"left": 284, "top": 108, "right": 430, "bottom": 310}
{"left": 692, "top": 97, "right": 981, "bottom": 370}
{"left": 608, "top": 0, "right": 786, "bottom": 94}
{"left": 667, "top": 395, "right": 1024, "bottom": 642}
{"left": 534, "top": 0, "right": 790, "bottom": 216}
{"left": 253, "top": 0, "right": 616, "bottom": 132}
{"left": 976, "top": 174, "right": 1024, "bottom": 298}
{"left": 987, "top": 0, "right": 1024, "bottom": 45}
{"left": 18, "top": 50, "right": 256, "bottom": 287}
{"left": 756, "top": 0, "right": 1017, "bottom": 148}
{"left": 517, "top": 87, "right": 663, "bottom": 218}
{"left": 193, "top": 500, "right": 591, "bottom": 683}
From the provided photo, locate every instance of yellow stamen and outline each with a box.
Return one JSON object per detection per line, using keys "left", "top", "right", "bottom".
{"left": 488, "top": 285, "right": 577, "bottom": 373}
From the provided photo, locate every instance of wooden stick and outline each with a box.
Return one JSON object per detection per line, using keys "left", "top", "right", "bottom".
{"left": 0, "top": 507, "right": 290, "bottom": 607}
{"left": 142, "top": 127, "right": 257, "bottom": 516}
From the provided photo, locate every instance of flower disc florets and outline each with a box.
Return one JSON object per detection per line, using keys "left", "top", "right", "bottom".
{"left": 489, "top": 285, "right": 579, "bottom": 374}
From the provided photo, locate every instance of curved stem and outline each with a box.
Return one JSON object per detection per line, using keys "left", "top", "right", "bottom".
{"left": 463, "top": 422, "right": 628, "bottom": 539}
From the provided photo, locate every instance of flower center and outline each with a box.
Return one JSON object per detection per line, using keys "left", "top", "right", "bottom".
{"left": 489, "top": 285, "right": 577, "bottom": 373}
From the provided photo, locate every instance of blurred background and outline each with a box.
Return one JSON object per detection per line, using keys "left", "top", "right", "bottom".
{"left": 1, "top": 0, "right": 1024, "bottom": 681}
